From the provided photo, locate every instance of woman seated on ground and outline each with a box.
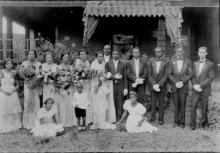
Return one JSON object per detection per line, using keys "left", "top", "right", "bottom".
{"left": 31, "top": 98, "right": 64, "bottom": 138}
{"left": 117, "top": 91, "right": 158, "bottom": 133}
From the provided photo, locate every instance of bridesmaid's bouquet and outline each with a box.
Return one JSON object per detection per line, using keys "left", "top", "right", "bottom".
{"left": 72, "top": 68, "right": 90, "bottom": 81}
{"left": 54, "top": 68, "right": 72, "bottom": 90}
{"left": 18, "top": 65, "right": 43, "bottom": 89}
{"left": 41, "top": 69, "right": 55, "bottom": 84}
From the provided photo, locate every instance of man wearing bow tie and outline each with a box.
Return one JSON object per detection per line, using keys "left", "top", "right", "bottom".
{"left": 127, "top": 47, "right": 148, "bottom": 104}
{"left": 190, "top": 47, "right": 214, "bottom": 130}
{"left": 103, "top": 45, "right": 111, "bottom": 63}
{"left": 148, "top": 47, "right": 169, "bottom": 125}
{"left": 105, "top": 49, "right": 128, "bottom": 121}
{"left": 169, "top": 46, "right": 192, "bottom": 128}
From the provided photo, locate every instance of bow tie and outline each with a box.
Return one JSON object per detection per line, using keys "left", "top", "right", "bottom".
{"left": 177, "top": 58, "right": 183, "bottom": 61}
{"left": 156, "top": 58, "right": 161, "bottom": 61}
{"left": 199, "top": 60, "right": 205, "bottom": 63}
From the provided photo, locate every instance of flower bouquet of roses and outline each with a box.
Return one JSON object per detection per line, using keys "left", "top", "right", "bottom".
{"left": 72, "top": 68, "right": 90, "bottom": 82}
{"left": 54, "top": 68, "right": 72, "bottom": 91}
{"left": 18, "top": 65, "right": 43, "bottom": 89}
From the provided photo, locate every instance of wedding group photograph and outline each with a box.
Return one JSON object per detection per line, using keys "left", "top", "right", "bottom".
{"left": 0, "top": 0, "right": 219, "bottom": 152}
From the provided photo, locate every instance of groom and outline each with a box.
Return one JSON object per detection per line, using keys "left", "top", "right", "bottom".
{"left": 105, "top": 49, "right": 128, "bottom": 121}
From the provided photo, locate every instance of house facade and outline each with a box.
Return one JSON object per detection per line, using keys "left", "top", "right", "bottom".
{"left": 0, "top": 0, "right": 219, "bottom": 71}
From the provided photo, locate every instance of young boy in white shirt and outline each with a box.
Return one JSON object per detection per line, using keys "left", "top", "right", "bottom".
{"left": 72, "top": 81, "right": 90, "bottom": 130}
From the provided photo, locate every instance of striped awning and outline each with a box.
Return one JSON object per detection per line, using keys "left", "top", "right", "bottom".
{"left": 84, "top": 0, "right": 182, "bottom": 17}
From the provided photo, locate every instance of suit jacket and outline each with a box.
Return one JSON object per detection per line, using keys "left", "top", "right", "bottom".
{"left": 148, "top": 58, "right": 169, "bottom": 92}
{"left": 105, "top": 59, "right": 127, "bottom": 89}
{"left": 127, "top": 58, "right": 148, "bottom": 83}
{"left": 168, "top": 57, "right": 192, "bottom": 93}
{"left": 192, "top": 59, "right": 214, "bottom": 96}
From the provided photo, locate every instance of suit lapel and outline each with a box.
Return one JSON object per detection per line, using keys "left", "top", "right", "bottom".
{"left": 173, "top": 59, "right": 178, "bottom": 74}
{"left": 139, "top": 59, "right": 143, "bottom": 76}
{"left": 116, "top": 60, "right": 121, "bottom": 74}
{"left": 195, "top": 61, "right": 200, "bottom": 79}
{"left": 179, "top": 59, "right": 187, "bottom": 74}
{"left": 152, "top": 59, "right": 157, "bottom": 74}
{"left": 158, "top": 59, "right": 165, "bottom": 74}
{"left": 109, "top": 60, "right": 116, "bottom": 74}
{"left": 199, "top": 60, "right": 208, "bottom": 77}
{"left": 131, "top": 59, "right": 136, "bottom": 74}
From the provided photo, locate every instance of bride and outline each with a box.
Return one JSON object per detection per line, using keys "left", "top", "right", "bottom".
{"left": 90, "top": 51, "right": 116, "bottom": 129}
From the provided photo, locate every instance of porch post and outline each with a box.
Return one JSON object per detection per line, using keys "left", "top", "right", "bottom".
{"left": 0, "top": 6, "right": 3, "bottom": 60}
{"left": 6, "top": 17, "right": 13, "bottom": 59}
{"left": 25, "top": 27, "right": 30, "bottom": 53}
{"left": 55, "top": 25, "right": 59, "bottom": 43}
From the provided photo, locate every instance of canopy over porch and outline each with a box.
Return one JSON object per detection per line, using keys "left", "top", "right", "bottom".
{"left": 82, "top": 0, "right": 183, "bottom": 46}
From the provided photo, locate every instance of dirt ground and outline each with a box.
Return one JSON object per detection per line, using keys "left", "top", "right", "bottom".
{"left": 0, "top": 106, "right": 219, "bottom": 152}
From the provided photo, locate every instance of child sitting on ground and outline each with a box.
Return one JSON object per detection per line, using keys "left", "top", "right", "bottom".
{"left": 31, "top": 98, "right": 64, "bottom": 140}
{"left": 72, "top": 81, "right": 90, "bottom": 130}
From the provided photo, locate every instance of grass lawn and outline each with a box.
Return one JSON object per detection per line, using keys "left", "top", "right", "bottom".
{"left": 0, "top": 108, "right": 219, "bottom": 152}
{"left": 0, "top": 80, "right": 220, "bottom": 152}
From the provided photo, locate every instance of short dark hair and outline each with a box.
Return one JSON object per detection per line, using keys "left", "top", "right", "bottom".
{"left": 133, "top": 47, "right": 140, "bottom": 51}
{"left": 28, "top": 49, "right": 37, "bottom": 58}
{"left": 4, "top": 58, "right": 13, "bottom": 68}
{"left": 44, "top": 98, "right": 54, "bottom": 105}
{"left": 61, "top": 52, "right": 70, "bottom": 60}
{"left": 95, "top": 51, "right": 103, "bottom": 57}
{"left": 199, "top": 46, "right": 208, "bottom": 52}
{"left": 78, "top": 48, "right": 88, "bottom": 56}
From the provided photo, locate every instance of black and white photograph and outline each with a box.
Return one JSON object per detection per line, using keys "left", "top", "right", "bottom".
{"left": 0, "top": 0, "right": 219, "bottom": 152}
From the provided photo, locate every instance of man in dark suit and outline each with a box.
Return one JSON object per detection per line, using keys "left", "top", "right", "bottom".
{"left": 169, "top": 46, "right": 192, "bottom": 128}
{"left": 105, "top": 49, "right": 128, "bottom": 121}
{"left": 127, "top": 47, "right": 148, "bottom": 104}
{"left": 148, "top": 47, "right": 169, "bottom": 125}
{"left": 190, "top": 47, "right": 214, "bottom": 130}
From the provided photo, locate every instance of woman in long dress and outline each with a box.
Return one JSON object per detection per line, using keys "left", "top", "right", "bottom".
{"left": 21, "top": 50, "right": 42, "bottom": 129}
{"left": 31, "top": 98, "right": 64, "bottom": 138}
{"left": 0, "top": 59, "right": 21, "bottom": 133}
{"left": 117, "top": 91, "right": 158, "bottom": 133}
{"left": 74, "top": 49, "right": 92, "bottom": 124}
{"left": 57, "top": 53, "right": 76, "bottom": 127}
{"left": 90, "top": 52, "right": 116, "bottom": 129}
{"left": 41, "top": 52, "right": 57, "bottom": 101}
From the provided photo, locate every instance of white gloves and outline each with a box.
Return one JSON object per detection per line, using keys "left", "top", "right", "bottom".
{"left": 175, "top": 81, "right": 183, "bottom": 88}
{"left": 106, "top": 72, "right": 112, "bottom": 79}
{"left": 153, "top": 84, "right": 160, "bottom": 92}
{"left": 114, "top": 73, "right": 122, "bottom": 79}
{"left": 194, "top": 84, "right": 202, "bottom": 92}
{"left": 123, "top": 89, "right": 128, "bottom": 96}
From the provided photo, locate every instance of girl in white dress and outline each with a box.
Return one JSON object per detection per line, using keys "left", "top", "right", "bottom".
{"left": 0, "top": 59, "right": 21, "bottom": 133}
{"left": 21, "top": 50, "right": 42, "bottom": 129}
{"left": 31, "top": 98, "right": 64, "bottom": 138}
{"left": 90, "top": 52, "right": 116, "bottom": 130}
{"left": 57, "top": 53, "right": 76, "bottom": 127}
{"left": 117, "top": 91, "right": 158, "bottom": 133}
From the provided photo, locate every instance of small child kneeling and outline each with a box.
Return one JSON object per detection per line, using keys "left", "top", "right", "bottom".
{"left": 31, "top": 98, "right": 64, "bottom": 138}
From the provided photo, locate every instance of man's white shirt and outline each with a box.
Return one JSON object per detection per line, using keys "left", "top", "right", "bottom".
{"left": 134, "top": 58, "right": 139, "bottom": 78}
{"left": 177, "top": 60, "right": 183, "bottom": 73}
{"left": 156, "top": 60, "right": 161, "bottom": 74}
{"left": 104, "top": 55, "right": 110, "bottom": 63}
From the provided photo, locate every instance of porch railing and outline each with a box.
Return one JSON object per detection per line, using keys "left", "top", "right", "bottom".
{"left": 0, "top": 38, "right": 36, "bottom": 63}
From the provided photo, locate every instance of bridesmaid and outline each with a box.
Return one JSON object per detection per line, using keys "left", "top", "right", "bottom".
{"left": 57, "top": 52, "right": 76, "bottom": 127}
{"left": 0, "top": 58, "right": 21, "bottom": 133}
{"left": 41, "top": 52, "right": 58, "bottom": 101}
{"left": 21, "top": 50, "right": 42, "bottom": 129}
{"left": 74, "top": 49, "right": 92, "bottom": 124}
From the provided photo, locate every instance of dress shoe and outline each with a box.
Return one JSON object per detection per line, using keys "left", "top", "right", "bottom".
{"left": 190, "top": 126, "right": 196, "bottom": 130}
{"left": 179, "top": 124, "right": 185, "bottom": 128}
